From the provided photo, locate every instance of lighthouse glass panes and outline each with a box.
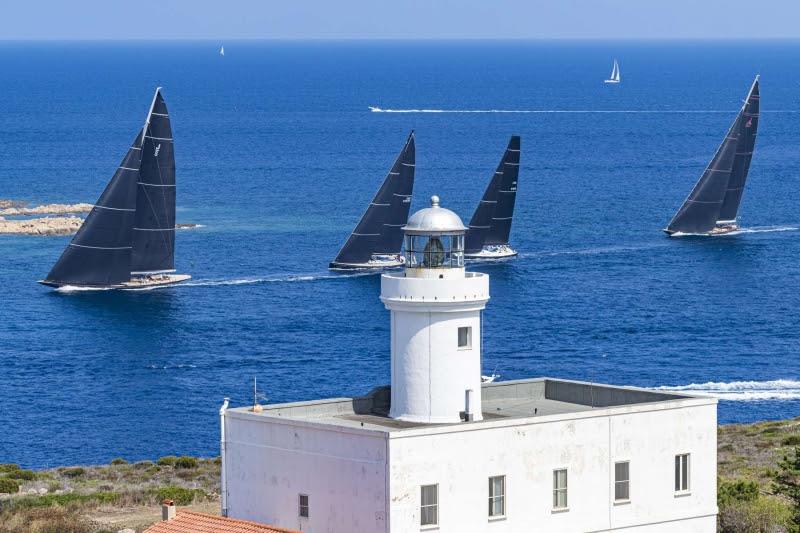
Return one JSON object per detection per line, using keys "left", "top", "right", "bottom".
{"left": 420, "top": 484, "right": 438, "bottom": 526}
{"left": 488, "top": 476, "right": 505, "bottom": 517}
{"left": 404, "top": 234, "right": 464, "bottom": 268}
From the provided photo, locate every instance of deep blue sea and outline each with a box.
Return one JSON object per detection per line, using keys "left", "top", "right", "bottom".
{"left": 1, "top": 41, "right": 799, "bottom": 468}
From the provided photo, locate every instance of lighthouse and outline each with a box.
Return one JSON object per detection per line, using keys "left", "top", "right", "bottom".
{"left": 380, "top": 195, "right": 490, "bottom": 423}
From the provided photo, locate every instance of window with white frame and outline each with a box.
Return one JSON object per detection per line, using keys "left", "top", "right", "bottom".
{"left": 675, "top": 454, "right": 690, "bottom": 492}
{"left": 488, "top": 475, "right": 505, "bottom": 517}
{"left": 614, "top": 461, "right": 630, "bottom": 501}
{"left": 553, "top": 469, "right": 568, "bottom": 509}
{"left": 458, "top": 326, "right": 472, "bottom": 349}
{"left": 420, "top": 484, "right": 438, "bottom": 527}
{"left": 298, "top": 493, "right": 309, "bottom": 518}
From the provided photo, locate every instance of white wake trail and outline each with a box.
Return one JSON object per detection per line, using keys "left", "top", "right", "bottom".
{"left": 656, "top": 379, "right": 800, "bottom": 401}
{"left": 370, "top": 106, "right": 800, "bottom": 115}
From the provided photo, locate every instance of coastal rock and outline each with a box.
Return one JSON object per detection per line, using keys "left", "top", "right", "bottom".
{"left": 117, "top": 529, "right": 136, "bottom": 533}
{"left": 0, "top": 199, "right": 27, "bottom": 210}
{"left": 0, "top": 202, "right": 93, "bottom": 216}
{"left": 0, "top": 216, "right": 84, "bottom": 236}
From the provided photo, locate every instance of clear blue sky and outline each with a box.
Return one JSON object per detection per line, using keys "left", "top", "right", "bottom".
{"left": 3, "top": 0, "right": 799, "bottom": 40}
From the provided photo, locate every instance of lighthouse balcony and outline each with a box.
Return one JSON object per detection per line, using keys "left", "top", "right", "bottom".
{"left": 380, "top": 271, "right": 489, "bottom": 308}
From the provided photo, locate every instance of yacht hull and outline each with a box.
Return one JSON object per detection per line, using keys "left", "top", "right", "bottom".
{"left": 39, "top": 274, "right": 191, "bottom": 290}
{"left": 464, "top": 245, "right": 518, "bottom": 259}
{"left": 329, "top": 258, "right": 404, "bottom": 270}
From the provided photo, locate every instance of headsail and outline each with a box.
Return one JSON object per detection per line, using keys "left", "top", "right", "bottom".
{"left": 465, "top": 136, "right": 521, "bottom": 253}
{"left": 717, "top": 76, "right": 760, "bottom": 224}
{"left": 43, "top": 131, "right": 143, "bottom": 287}
{"left": 665, "top": 106, "right": 744, "bottom": 234}
{"left": 331, "top": 132, "right": 415, "bottom": 267}
{"left": 131, "top": 88, "right": 177, "bottom": 274}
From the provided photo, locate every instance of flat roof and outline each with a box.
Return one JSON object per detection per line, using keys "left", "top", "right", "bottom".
{"left": 227, "top": 377, "right": 713, "bottom": 434}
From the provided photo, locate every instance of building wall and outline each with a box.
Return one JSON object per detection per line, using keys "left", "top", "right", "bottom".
{"left": 387, "top": 403, "right": 717, "bottom": 532}
{"left": 225, "top": 413, "right": 389, "bottom": 533}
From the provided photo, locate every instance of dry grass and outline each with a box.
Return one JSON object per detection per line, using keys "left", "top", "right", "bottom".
{"left": 718, "top": 417, "right": 800, "bottom": 490}
{"left": 0, "top": 456, "right": 220, "bottom": 532}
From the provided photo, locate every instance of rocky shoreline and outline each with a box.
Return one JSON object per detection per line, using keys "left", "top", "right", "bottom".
{"left": 0, "top": 216, "right": 85, "bottom": 236}
{"left": 0, "top": 200, "right": 202, "bottom": 236}
{"left": 0, "top": 202, "right": 93, "bottom": 217}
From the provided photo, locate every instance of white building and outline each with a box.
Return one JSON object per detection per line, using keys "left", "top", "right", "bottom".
{"left": 221, "top": 196, "right": 718, "bottom": 533}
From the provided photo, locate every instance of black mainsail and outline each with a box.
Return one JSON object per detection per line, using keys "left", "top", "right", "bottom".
{"left": 465, "top": 135, "right": 521, "bottom": 254}
{"left": 665, "top": 84, "right": 753, "bottom": 235}
{"left": 718, "top": 76, "right": 760, "bottom": 224}
{"left": 131, "top": 88, "right": 177, "bottom": 274}
{"left": 42, "top": 131, "right": 143, "bottom": 287}
{"left": 330, "top": 132, "right": 415, "bottom": 268}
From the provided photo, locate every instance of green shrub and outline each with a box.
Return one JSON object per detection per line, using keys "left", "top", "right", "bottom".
{"left": 47, "top": 481, "right": 62, "bottom": 493}
{"left": 156, "top": 456, "right": 177, "bottom": 467}
{"left": 10, "top": 469, "right": 35, "bottom": 481}
{"left": 153, "top": 486, "right": 204, "bottom": 506}
{"left": 110, "top": 458, "right": 128, "bottom": 466}
{"left": 9, "top": 491, "right": 120, "bottom": 509}
{"left": 133, "top": 461, "right": 153, "bottom": 469}
{"left": 0, "top": 478, "right": 19, "bottom": 494}
{"left": 174, "top": 456, "right": 198, "bottom": 469}
{"left": 61, "top": 468, "right": 85, "bottom": 478}
{"left": 783, "top": 435, "right": 800, "bottom": 446}
{"left": 718, "top": 495, "right": 792, "bottom": 533}
{"left": 0, "top": 464, "right": 20, "bottom": 475}
{"left": 718, "top": 479, "right": 759, "bottom": 506}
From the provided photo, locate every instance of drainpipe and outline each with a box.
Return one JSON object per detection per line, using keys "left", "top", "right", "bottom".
{"left": 220, "top": 397, "right": 230, "bottom": 517}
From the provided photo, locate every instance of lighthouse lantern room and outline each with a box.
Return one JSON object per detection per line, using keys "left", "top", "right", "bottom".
{"left": 380, "top": 195, "right": 490, "bottom": 424}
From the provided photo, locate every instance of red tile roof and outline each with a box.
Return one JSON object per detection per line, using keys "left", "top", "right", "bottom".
{"left": 144, "top": 510, "right": 301, "bottom": 533}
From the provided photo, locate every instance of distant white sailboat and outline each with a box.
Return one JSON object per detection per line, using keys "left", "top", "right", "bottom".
{"left": 219, "top": 45, "right": 225, "bottom": 57}
{"left": 604, "top": 59, "right": 620, "bottom": 84}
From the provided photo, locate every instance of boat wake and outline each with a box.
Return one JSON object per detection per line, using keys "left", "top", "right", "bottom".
{"left": 730, "top": 225, "right": 799, "bottom": 235}
{"left": 520, "top": 243, "right": 668, "bottom": 259}
{"left": 369, "top": 106, "right": 800, "bottom": 115}
{"left": 146, "top": 363, "right": 197, "bottom": 370}
{"left": 54, "top": 285, "right": 114, "bottom": 293}
{"left": 177, "top": 271, "right": 379, "bottom": 288}
{"left": 656, "top": 379, "right": 800, "bottom": 401}
{"left": 669, "top": 225, "right": 799, "bottom": 237}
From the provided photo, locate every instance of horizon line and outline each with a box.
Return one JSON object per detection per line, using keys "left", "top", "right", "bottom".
{"left": 2, "top": 36, "right": 800, "bottom": 43}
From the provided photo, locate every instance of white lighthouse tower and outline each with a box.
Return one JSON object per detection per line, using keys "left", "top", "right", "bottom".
{"left": 380, "top": 195, "right": 490, "bottom": 424}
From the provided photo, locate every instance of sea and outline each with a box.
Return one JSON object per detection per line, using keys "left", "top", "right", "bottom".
{"left": 1, "top": 40, "right": 799, "bottom": 468}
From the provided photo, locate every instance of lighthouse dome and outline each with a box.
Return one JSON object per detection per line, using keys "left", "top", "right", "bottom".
{"left": 403, "top": 196, "right": 467, "bottom": 236}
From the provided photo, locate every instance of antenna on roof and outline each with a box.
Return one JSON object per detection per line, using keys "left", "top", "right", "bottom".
{"left": 251, "top": 376, "right": 267, "bottom": 413}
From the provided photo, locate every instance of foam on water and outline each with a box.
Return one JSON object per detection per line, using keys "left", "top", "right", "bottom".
{"left": 656, "top": 380, "right": 800, "bottom": 401}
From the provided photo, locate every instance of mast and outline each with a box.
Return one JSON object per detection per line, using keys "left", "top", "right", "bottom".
{"left": 717, "top": 76, "right": 760, "bottom": 224}
{"left": 43, "top": 131, "right": 143, "bottom": 286}
{"left": 465, "top": 136, "right": 521, "bottom": 253}
{"left": 131, "top": 88, "right": 177, "bottom": 274}
{"left": 331, "top": 132, "right": 415, "bottom": 266}
{"left": 665, "top": 104, "right": 744, "bottom": 234}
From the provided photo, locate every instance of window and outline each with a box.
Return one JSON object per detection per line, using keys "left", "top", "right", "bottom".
{"left": 553, "top": 469, "right": 568, "bottom": 509}
{"left": 420, "top": 484, "right": 438, "bottom": 527}
{"left": 614, "top": 461, "right": 630, "bottom": 501}
{"left": 675, "top": 454, "right": 690, "bottom": 492}
{"left": 458, "top": 326, "right": 472, "bottom": 349}
{"left": 488, "top": 475, "right": 505, "bottom": 517}
{"left": 298, "top": 493, "right": 309, "bottom": 518}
